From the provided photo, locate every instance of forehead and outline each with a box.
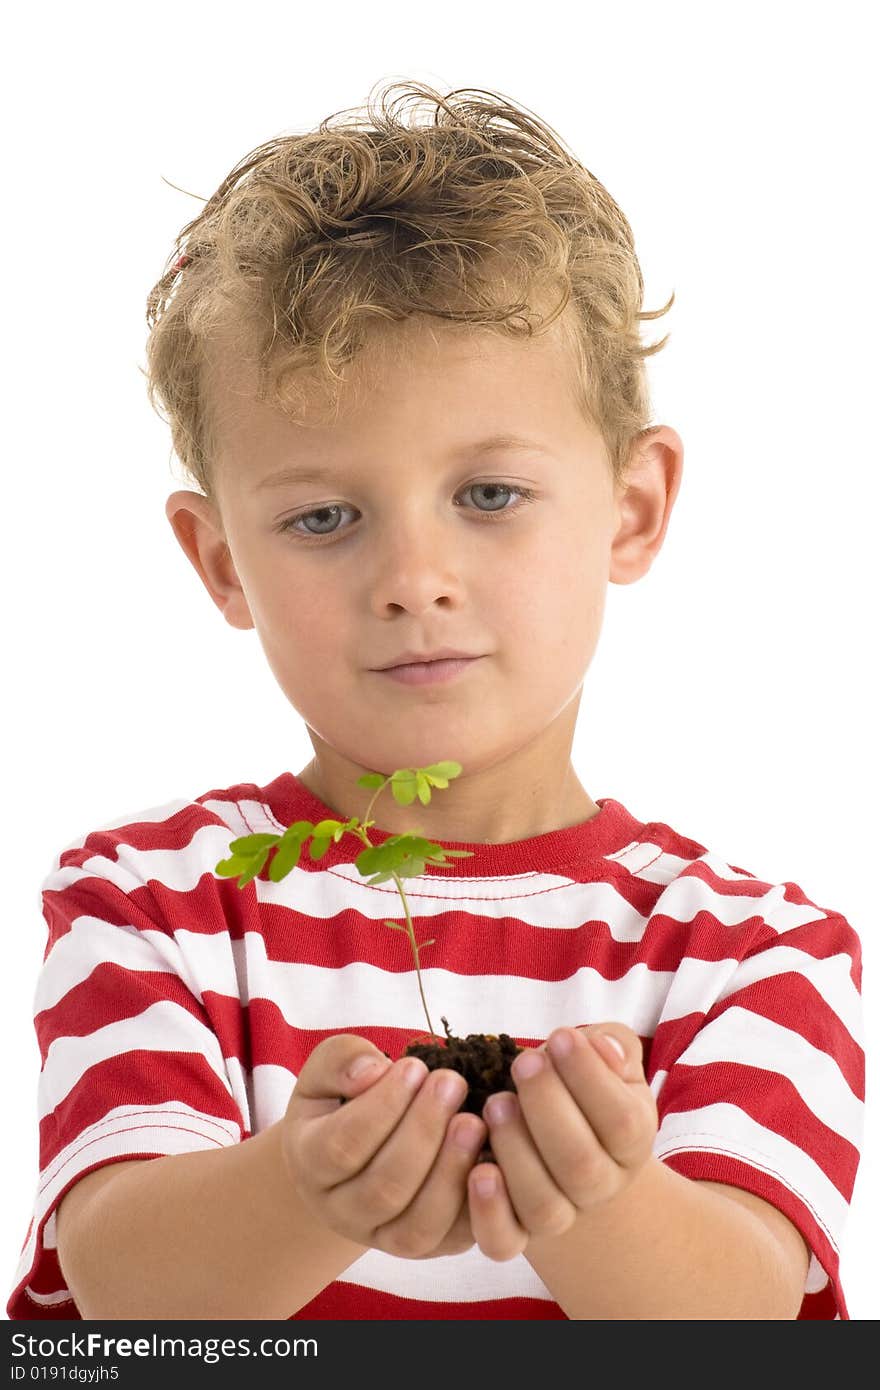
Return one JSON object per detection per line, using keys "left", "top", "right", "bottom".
{"left": 203, "top": 308, "right": 584, "bottom": 467}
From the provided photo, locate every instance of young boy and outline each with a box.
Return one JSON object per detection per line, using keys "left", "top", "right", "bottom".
{"left": 8, "top": 80, "right": 863, "bottom": 1321}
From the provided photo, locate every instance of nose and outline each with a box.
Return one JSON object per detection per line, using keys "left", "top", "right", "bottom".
{"left": 367, "top": 508, "right": 467, "bottom": 617}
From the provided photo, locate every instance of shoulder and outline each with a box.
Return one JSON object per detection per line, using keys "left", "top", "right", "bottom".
{"left": 45, "top": 773, "right": 285, "bottom": 884}
{"left": 631, "top": 810, "right": 858, "bottom": 957}
{"left": 40, "top": 780, "right": 276, "bottom": 944}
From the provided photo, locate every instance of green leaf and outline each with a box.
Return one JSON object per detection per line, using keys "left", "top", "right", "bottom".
{"left": 415, "top": 847, "right": 475, "bottom": 873}
{"left": 423, "top": 761, "right": 462, "bottom": 782}
{"left": 355, "top": 836, "right": 412, "bottom": 875}
{"left": 268, "top": 837, "right": 304, "bottom": 882}
{"left": 416, "top": 771, "right": 431, "bottom": 805}
{"left": 214, "top": 855, "right": 251, "bottom": 878}
{"left": 382, "top": 919, "right": 408, "bottom": 933}
{"left": 235, "top": 847, "right": 271, "bottom": 889}
{"left": 333, "top": 816, "right": 362, "bottom": 842}
{"left": 354, "top": 845, "right": 386, "bottom": 876}
{"left": 263, "top": 821, "right": 314, "bottom": 882}
{"left": 394, "top": 855, "right": 427, "bottom": 879}
{"left": 312, "top": 818, "right": 345, "bottom": 838}
{"left": 356, "top": 833, "right": 459, "bottom": 883}
{"left": 357, "top": 773, "right": 386, "bottom": 789}
{"left": 228, "top": 832, "right": 281, "bottom": 855}
{"left": 309, "top": 837, "right": 332, "bottom": 860}
{"left": 390, "top": 769, "right": 418, "bottom": 806}
{"left": 280, "top": 820, "right": 317, "bottom": 842}
{"left": 392, "top": 834, "right": 434, "bottom": 856}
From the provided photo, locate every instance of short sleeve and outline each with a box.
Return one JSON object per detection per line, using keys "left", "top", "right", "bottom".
{"left": 7, "top": 826, "right": 246, "bottom": 1320}
{"left": 648, "top": 908, "right": 864, "bottom": 1319}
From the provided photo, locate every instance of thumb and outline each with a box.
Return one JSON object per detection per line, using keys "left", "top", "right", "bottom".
{"left": 289, "top": 1033, "right": 393, "bottom": 1120}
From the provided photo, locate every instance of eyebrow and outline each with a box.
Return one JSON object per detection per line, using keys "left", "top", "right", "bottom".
{"left": 253, "top": 434, "right": 555, "bottom": 490}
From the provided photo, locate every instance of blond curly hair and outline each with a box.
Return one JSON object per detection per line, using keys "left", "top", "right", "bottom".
{"left": 143, "top": 78, "right": 674, "bottom": 502}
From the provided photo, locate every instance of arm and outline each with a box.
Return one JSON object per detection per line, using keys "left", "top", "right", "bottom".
{"left": 57, "top": 1033, "right": 486, "bottom": 1320}
{"left": 523, "top": 1158, "right": 809, "bottom": 1319}
{"left": 56, "top": 1119, "right": 366, "bottom": 1320}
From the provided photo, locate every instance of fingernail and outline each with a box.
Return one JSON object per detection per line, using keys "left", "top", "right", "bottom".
{"left": 450, "top": 1116, "right": 484, "bottom": 1151}
{"left": 592, "top": 1033, "right": 626, "bottom": 1063}
{"left": 474, "top": 1173, "right": 497, "bottom": 1198}
{"left": 512, "top": 1050, "right": 544, "bottom": 1082}
{"left": 548, "top": 1028, "right": 575, "bottom": 1061}
{"left": 347, "top": 1054, "right": 387, "bottom": 1080}
{"left": 434, "top": 1071, "right": 466, "bottom": 1105}
{"left": 485, "top": 1092, "right": 515, "bottom": 1125}
{"left": 400, "top": 1058, "right": 428, "bottom": 1090}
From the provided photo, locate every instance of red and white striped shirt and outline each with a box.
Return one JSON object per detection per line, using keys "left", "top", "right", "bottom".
{"left": 8, "top": 771, "right": 863, "bottom": 1319}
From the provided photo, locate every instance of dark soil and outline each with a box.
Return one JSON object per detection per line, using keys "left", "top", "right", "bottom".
{"left": 403, "top": 1016, "right": 522, "bottom": 1163}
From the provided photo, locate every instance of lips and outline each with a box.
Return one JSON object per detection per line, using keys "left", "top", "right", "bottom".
{"left": 374, "top": 648, "right": 478, "bottom": 670}
{"left": 374, "top": 656, "right": 482, "bottom": 686}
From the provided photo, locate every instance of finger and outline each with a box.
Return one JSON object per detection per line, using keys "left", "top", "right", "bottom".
{"left": 421, "top": 1194, "right": 476, "bottom": 1258}
{"left": 504, "top": 1043, "right": 614, "bottom": 1208}
{"left": 483, "top": 1087, "right": 577, "bottom": 1238}
{"left": 289, "top": 1035, "right": 395, "bottom": 1127}
{"left": 300, "top": 1055, "right": 429, "bottom": 1187}
{"left": 578, "top": 1024, "right": 646, "bottom": 1083}
{"left": 326, "top": 1066, "right": 471, "bottom": 1231}
{"left": 375, "top": 1111, "right": 487, "bottom": 1259}
{"left": 545, "top": 1027, "right": 656, "bottom": 1170}
{"left": 467, "top": 1160, "right": 529, "bottom": 1262}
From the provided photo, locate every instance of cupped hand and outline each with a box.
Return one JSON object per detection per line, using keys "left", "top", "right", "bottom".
{"left": 281, "top": 1033, "right": 488, "bottom": 1258}
{"left": 467, "top": 1022, "right": 658, "bottom": 1261}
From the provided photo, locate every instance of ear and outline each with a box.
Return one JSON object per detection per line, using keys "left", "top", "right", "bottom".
{"left": 165, "top": 490, "right": 255, "bottom": 631}
{"left": 609, "top": 425, "right": 684, "bottom": 585}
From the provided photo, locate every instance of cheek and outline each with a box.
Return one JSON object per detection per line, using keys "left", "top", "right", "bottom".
{"left": 502, "top": 537, "right": 605, "bottom": 642}
{"left": 253, "top": 586, "right": 343, "bottom": 681}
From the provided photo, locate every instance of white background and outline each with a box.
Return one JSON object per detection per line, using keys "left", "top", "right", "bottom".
{"left": 3, "top": 0, "right": 877, "bottom": 1319}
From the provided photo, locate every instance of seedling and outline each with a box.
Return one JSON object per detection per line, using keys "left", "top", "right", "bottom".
{"left": 214, "top": 761, "right": 522, "bottom": 1132}
{"left": 215, "top": 761, "right": 472, "bottom": 1041}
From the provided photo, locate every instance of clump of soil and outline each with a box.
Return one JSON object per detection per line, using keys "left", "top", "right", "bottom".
{"left": 404, "top": 1016, "right": 522, "bottom": 1163}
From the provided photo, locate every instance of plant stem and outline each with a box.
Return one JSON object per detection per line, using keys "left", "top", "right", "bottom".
{"left": 346, "top": 774, "right": 438, "bottom": 1043}
{"left": 395, "top": 882, "right": 437, "bottom": 1041}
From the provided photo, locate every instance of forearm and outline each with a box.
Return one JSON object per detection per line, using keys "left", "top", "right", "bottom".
{"left": 59, "top": 1120, "right": 367, "bottom": 1319}
{"left": 525, "top": 1157, "right": 801, "bottom": 1319}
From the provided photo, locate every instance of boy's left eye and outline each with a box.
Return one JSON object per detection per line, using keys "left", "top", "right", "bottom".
{"left": 275, "top": 481, "right": 538, "bottom": 543}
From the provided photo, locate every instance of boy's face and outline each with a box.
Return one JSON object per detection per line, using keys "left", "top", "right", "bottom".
{"left": 166, "top": 312, "right": 682, "bottom": 840}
